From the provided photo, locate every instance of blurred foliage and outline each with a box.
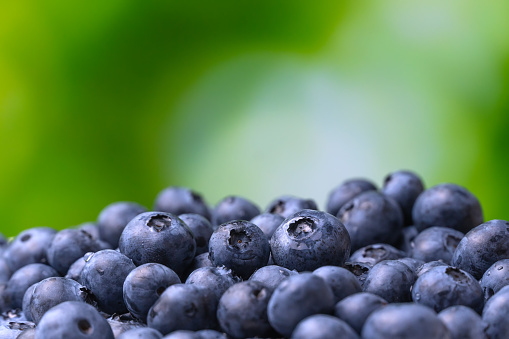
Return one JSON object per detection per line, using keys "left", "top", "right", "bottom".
{"left": 1, "top": 0, "right": 509, "bottom": 236}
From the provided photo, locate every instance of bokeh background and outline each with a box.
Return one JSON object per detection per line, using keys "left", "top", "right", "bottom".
{"left": 1, "top": 1, "right": 509, "bottom": 237}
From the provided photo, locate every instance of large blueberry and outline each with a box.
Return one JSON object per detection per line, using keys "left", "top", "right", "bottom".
{"left": 363, "top": 260, "right": 416, "bottom": 303}
{"left": 482, "top": 285, "right": 509, "bottom": 339}
{"left": 119, "top": 212, "right": 196, "bottom": 275}
{"left": 410, "top": 227, "right": 464, "bottom": 265}
{"left": 208, "top": 220, "right": 269, "bottom": 279}
{"left": 267, "top": 273, "right": 334, "bottom": 337}
{"left": 412, "top": 266, "right": 483, "bottom": 313}
{"left": 337, "top": 191, "right": 403, "bottom": 251}
{"left": 212, "top": 196, "right": 260, "bottom": 228}
{"left": 412, "top": 183, "right": 483, "bottom": 233}
{"left": 80, "top": 249, "right": 136, "bottom": 314}
{"left": 362, "top": 303, "right": 450, "bottom": 339}
{"left": 249, "top": 265, "right": 298, "bottom": 290}
{"left": 97, "top": 201, "right": 147, "bottom": 248}
{"left": 382, "top": 170, "right": 424, "bottom": 225}
{"left": 452, "top": 219, "right": 509, "bottom": 279}
{"left": 313, "top": 266, "right": 361, "bottom": 303}
{"left": 154, "top": 186, "right": 211, "bottom": 221}
{"left": 35, "top": 301, "right": 114, "bottom": 339}
{"left": 349, "top": 243, "right": 405, "bottom": 267}
{"left": 334, "top": 292, "right": 388, "bottom": 334}
{"left": 326, "top": 179, "right": 377, "bottom": 217}
{"left": 123, "top": 263, "right": 181, "bottom": 322}
{"left": 438, "top": 305, "right": 486, "bottom": 339}
{"left": 292, "top": 314, "right": 359, "bottom": 339}
{"left": 217, "top": 281, "right": 274, "bottom": 338}
{"left": 265, "top": 196, "right": 318, "bottom": 219}
{"left": 3, "top": 227, "right": 56, "bottom": 272}
{"left": 480, "top": 259, "right": 509, "bottom": 301}
{"left": 270, "top": 209, "right": 350, "bottom": 272}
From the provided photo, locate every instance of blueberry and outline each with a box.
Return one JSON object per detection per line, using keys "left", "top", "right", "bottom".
{"left": 161, "top": 331, "right": 196, "bottom": 339}
{"left": 267, "top": 273, "right": 335, "bottom": 337}
{"left": 117, "top": 327, "right": 163, "bottom": 339}
{"left": 382, "top": 170, "right": 424, "bottom": 225}
{"left": 212, "top": 196, "right": 260, "bottom": 228}
{"left": 80, "top": 249, "right": 136, "bottom": 314}
{"left": 395, "top": 257, "right": 425, "bottom": 274}
{"left": 179, "top": 214, "right": 214, "bottom": 256}
{"left": 349, "top": 243, "right": 405, "bottom": 267}
{"left": 154, "top": 187, "right": 211, "bottom": 221}
{"left": 396, "top": 225, "right": 419, "bottom": 255}
{"left": 452, "top": 219, "right": 509, "bottom": 279}
{"left": 185, "top": 266, "right": 237, "bottom": 302}
{"left": 77, "top": 222, "right": 101, "bottom": 241}
{"left": 249, "top": 265, "right": 298, "bottom": 290}
{"left": 47, "top": 229, "right": 103, "bottom": 275}
{"left": 292, "top": 314, "right": 359, "bottom": 339}
{"left": 410, "top": 227, "right": 464, "bottom": 265}
{"left": 313, "top": 266, "right": 362, "bottom": 304}
{"left": 35, "top": 301, "right": 114, "bottom": 339}
{"left": 97, "top": 202, "right": 147, "bottom": 248}
{"left": 65, "top": 256, "right": 87, "bottom": 283}
{"left": 482, "top": 285, "right": 509, "bottom": 339}
{"left": 438, "top": 305, "right": 486, "bottom": 339}
{"left": 5, "top": 263, "right": 58, "bottom": 309}
{"left": 217, "top": 281, "right": 274, "bottom": 338}
{"left": 208, "top": 220, "right": 269, "bottom": 279}
{"left": 270, "top": 209, "right": 350, "bottom": 272}
{"left": 147, "top": 284, "right": 214, "bottom": 335}
{"left": 250, "top": 213, "right": 284, "bottom": 239}
{"left": 334, "top": 292, "right": 388, "bottom": 334}
{"left": 195, "top": 329, "right": 227, "bottom": 339}
{"left": 412, "top": 266, "right": 483, "bottom": 313}
{"left": 183, "top": 253, "right": 213, "bottom": 280}
{"left": 326, "top": 179, "right": 377, "bottom": 217}
{"left": 363, "top": 260, "right": 416, "bottom": 303}
{"left": 362, "top": 303, "right": 450, "bottom": 339}
{"left": 3, "top": 227, "right": 56, "bottom": 272}
{"left": 416, "top": 260, "right": 448, "bottom": 277}
{"left": 344, "top": 262, "right": 371, "bottom": 288}
{"left": 265, "top": 195, "right": 318, "bottom": 219}
{"left": 107, "top": 314, "right": 145, "bottom": 337}
{"left": 0, "top": 256, "right": 12, "bottom": 284}
{"left": 337, "top": 191, "right": 403, "bottom": 251}
{"left": 123, "top": 263, "right": 181, "bottom": 322}
{"left": 119, "top": 212, "right": 196, "bottom": 275}
{"left": 480, "top": 259, "right": 509, "bottom": 301}
{"left": 412, "top": 183, "right": 483, "bottom": 233}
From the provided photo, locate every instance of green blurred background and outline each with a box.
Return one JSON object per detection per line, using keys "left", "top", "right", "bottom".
{"left": 1, "top": 1, "right": 509, "bottom": 237}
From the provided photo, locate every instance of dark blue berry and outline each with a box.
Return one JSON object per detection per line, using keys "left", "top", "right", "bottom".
{"left": 382, "top": 170, "right": 424, "bottom": 225}
{"left": 326, "top": 179, "right": 377, "bottom": 217}
{"left": 480, "top": 259, "right": 509, "bottom": 301}
{"left": 363, "top": 260, "right": 416, "bottom": 303}
{"left": 265, "top": 196, "right": 318, "bottom": 219}
{"left": 334, "top": 292, "right": 387, "bottom": 334}
{"left": 410, "top": 226, "right": 464, "bottom": 265}
{"left": 313, "top": 266, "right": 361, "bottom": 303}
{"left": 349, "top": 243, "right": 405, "bottom": 266}
{"left": 212, "top": 196, "right": 260, "bottom": 228}
{"left": 438, "top": 305, "right": 486, "bottom": 339}
{"left": 97, "top": 202, "right": 147, "bottom": 248}
{"left": 250, "top": 213, "right": 284, "bottom": 239}
{"left": 154, "top": 187, "right": 211, "bottom": 221}
{"left": 179, "top": 214, "right": 213, "bottom": 256}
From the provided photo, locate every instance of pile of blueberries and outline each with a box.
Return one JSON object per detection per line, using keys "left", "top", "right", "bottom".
{"left": 1, "top": 170, "right": 509, "bottom": 338}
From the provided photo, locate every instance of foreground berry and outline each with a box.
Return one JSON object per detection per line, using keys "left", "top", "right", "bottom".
{"left": 292, "top": 314, "right": 359, "bottom": 339}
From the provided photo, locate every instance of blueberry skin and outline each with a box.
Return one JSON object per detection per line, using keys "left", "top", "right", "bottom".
{"left": 97, "top": 201, "right": 147, "bottom": 248}
{"left": 396, "top": 225, "right": 419, "bottom": 255}
{"left": 185, "top": 266, "right": 237, "bottom": 302}
{"left": 250, "top": 213, "right": 285, "bottom": 238}
{"left": 416, "top": 260, "right": 448, "bottom": 277}
{"left": 123, "top": 263, "right": 181, "bottom": 322}
{"left": 412, "top": 183, "right": 483, "bottom": 233}
{"left": 161, "top": 331, "right": 197, "bottom": 339}
{"left": 249, "top": 265, "right": 298, "bottom": 290}
{"left": 119, "top": 212, "right": 196, "bottom": 275}
{"left": 195, "top": 329, "right": 227, "bottom": 339}
{"left": 208, "top": 220, "right": 269, "bottom": 279}
{"left": 35, "top": 301, "right": 114, "bottom": 339}
{"left": 183, "top": 252, "right": 213, "bottom": 280}
{"left": 480, "top": 259, "right": 509, "bottom": 301}
{"left": 395, "top": 257, "right": 425, "bottom": 274}
{"left": 349, "top": 243, "right": 405, "bottom": 267}
{"left": 313, "top": 266, "right": 362, "bottom": 304}
{"left": 382, "top": 170, "right": 424, "bottom": 225}
{"left": 80, "top": 249, "right": 136, "bottom": 314}
{"left": 334, "top": 292, "right": 388, "bottom": 334}
{"left": 361, "top": 303, "right": 451, "bottom": 339}
{"left": 179, "top": 214, "right": 213, "bottom": 256}
{"left": 47, "top": 229, "right": 103, "bottom": 275}
{"left": 212, "top": 196, "right": 260, "bottom": 228}
{"left": 3, "top": 227, "right": 56, "bottom": 272}
{"left": 0, "top": 256, "right": 12, "bottom": 284}
{"left": 217, "top": 281, "right": 274, "bottom": 338}
{"left": 154, "top": 186, "right": 211, "bottom": 221}
{"left": 438, "top": 305, "right": 487, "bottom": 339}
{"left": 78, "top": 222, "right": 101, "bottom": 240}
{"left": 411, "top": 227, "right": 464, "bottom": 265}
{"left": 147, "top": 284, "right": 214, "bottom": 335}
{"left": 265, "top": 196, "right": 318, "bottom": 219}
{"left": 326, "top": 179, "right": 377, "bottom": 217}
{"left": 363, "top": 260, "right": 416, "bottom": 303}
{"left": 337, "top": 191, "right": 403, "bottom": 251}
{"left": 27, "top": 277, "right": 88, "bottom": 324}
{"left": 412, "top": 266, "right": 484, "bottom": 313}
{"left": 5, "top": 263, "right": 59, "bottom": 309}
{"left": 22, "top": 283, "right": 38, "bottom": 321}
{"left": 117, "top": 327, "right": 163, "bottom": 339}
{"left": 482, "top": 285, "right": 509, "bottom": 339}
{"left": 65, "top": 256, "right": 87, "bottom": 283}
{"left": 270, "top": 209, "right": 351, "bottom": 272}
{"left": 107, "top": 314, "right": 145, "bottom": 338}
{"left": 291, "top": 314, "right": 359, "bottom": 339}
{"left": 452, "top": 219, "right": 509, "bottom": 279}
{"left": 267, "top": 273, "right": 335, "bottom": 337}
{"left": 344, "top": 262, "right": 372, "bottom": 288}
